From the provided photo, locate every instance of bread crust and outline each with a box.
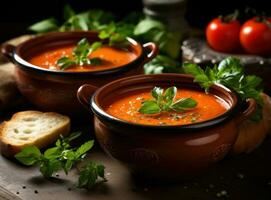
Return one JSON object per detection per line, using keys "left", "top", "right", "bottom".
{"left": 0, "top": 110, "right": 70, "bottom": 157}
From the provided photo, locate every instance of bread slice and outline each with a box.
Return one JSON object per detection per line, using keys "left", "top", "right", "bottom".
{"left": 0, "top": 111, "right": 70, "bottom": 157}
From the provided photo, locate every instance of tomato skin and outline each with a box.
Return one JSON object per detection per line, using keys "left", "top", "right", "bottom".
{"left": 206, "top": 18, "right": 241, "bottom": 53}
{"left": 240, "top": 17, "right": 271, "bottom": 55}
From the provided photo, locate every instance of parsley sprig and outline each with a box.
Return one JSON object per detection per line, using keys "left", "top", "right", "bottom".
{"left": 183, "top": 57, "right": 263, "bottom": 121}
{"left": 139, "top": 86, "right": 198, "bottom": 114}
{"left": 57, "top": 38, "right": 102, "bottom": 70}
{"left": 15, "top": 132, "right": 106, "bottom": 188}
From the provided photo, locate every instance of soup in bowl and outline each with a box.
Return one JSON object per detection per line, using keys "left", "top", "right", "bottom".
{"left": 0, "top": 31, "right": 157, "bottom": 116}
{"left": 78, "top": 74, "right": 256, "bottom": 181}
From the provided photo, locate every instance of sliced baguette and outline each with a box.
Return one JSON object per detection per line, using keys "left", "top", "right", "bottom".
{"left": 0, "top": 110, "right": 70, "bottom": 157}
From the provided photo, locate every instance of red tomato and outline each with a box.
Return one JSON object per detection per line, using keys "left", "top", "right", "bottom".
{"left": 206, "top": 18, "right": 241, "bottom": 53}
{"left": 240, "top": 17, "right": 271, "bottom": 55}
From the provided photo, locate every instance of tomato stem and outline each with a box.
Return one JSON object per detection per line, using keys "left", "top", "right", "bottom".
{"left": 255, "top": 16, "right": 271, "bottom": 29}
{"left": 219, "top": 10, "right": 239, "bottom": 23}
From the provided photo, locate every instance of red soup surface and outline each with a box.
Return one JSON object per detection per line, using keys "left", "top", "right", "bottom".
{"left": 105, "top": 88, "right": 229, "bottom": 126}
{"left": 27, "top": 44, "right": 138, "bottom": 72}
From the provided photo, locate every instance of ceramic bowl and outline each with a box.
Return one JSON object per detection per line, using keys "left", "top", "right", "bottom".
{"left": 77, "top": 74, "right": 256, "bottom": 181}
{"left": 0, "top": 31, "right": 157, "bottom": 116}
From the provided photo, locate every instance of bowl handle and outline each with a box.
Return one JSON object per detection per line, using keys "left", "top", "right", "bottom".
{"left": 77, "top": 84, "right": 98, "bottom": 112}
{"left": 235, "top": 98, "right": 257, "bottom": 124}
{"left": 0, "top": 43, "right": 15, "bottom": 61}
{"left": 142, "top": 42, "right": 158, "bottom": 63}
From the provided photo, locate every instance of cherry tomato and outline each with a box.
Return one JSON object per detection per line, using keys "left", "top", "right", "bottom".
{"left": 240, "top": 17, "right": 271, "bottom": 55}
{"left": 206, "top": 18, "right": 241, "bottom": 53}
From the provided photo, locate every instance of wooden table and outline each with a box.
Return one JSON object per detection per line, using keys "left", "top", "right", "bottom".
{"left": 0, "top": 108, "right": 271, "bottom": 200}
{"left": 0, "top": 36, "right": 271, "bottom": 200}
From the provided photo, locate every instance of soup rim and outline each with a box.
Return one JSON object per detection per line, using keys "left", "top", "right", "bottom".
{"left": 12, "top": 31, "right": 144, "bottom": 76}
{"left": 90, "top": 74, "right": 241, "bottom": 131}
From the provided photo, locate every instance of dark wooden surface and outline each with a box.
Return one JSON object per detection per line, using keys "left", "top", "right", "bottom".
{"left": 0, "top": 108, "right": 271, "bottom": 200}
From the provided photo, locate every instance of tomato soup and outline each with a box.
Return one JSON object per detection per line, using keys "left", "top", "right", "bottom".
{"left": 28, "top": 44, "right": 138, "bottom": 72}
{"left": 105, "top": 88, "right": 229, "bottom": 126}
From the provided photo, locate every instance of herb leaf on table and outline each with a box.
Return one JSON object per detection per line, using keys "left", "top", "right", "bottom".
{"left": 139, "top": 86, "right": 197, "bottom": 114}
{"left": 78, "top": 161, "right": 106, "bottom": 189}
{"left": 15, "top": 132, "right": 105, "bottom": 188}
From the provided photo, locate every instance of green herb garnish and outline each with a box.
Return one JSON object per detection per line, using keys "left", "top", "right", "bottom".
{"left": 15, "top": 132, "right": 106, "bottom": 188}
{"left": 56, "top": 38, "right": 102, "bottom": 70}
{"left": 78, "top": 161, "right": 106, "bottom": 189}
{"left": 183, "top": 57, "right": 263, "bottom": 121}
{"left": 28, "top": 5, "right": 183, "bottom": 73}
{"left": 139, "top": 86, "right": 198, "bottom": 114}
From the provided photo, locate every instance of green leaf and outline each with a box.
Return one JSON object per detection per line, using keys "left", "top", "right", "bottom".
{"left": 28, "top": 18, "right": 58, "bottom": 33}
{"left": 134, "top": 18, "right": 165, "bottom": 35}
{"left": 182, "top": 57, "right": 263, "bottom": 120}
{"left": 144, "top": 55, "right": 182, "bottom": 74}
{"left": 57, "top": 56, "right": 76, "bottom": 70}
{"left": 39, "top": 158, "right": 61, "bottom": 178}
{"left": 15, "top": 146, "right": 41, "bottom": 166}
{"left": 109, "top": 33, "right": 127, "bottom": 46}
{"left": 44, "top": 147, "right": 60, "bottom": 159}
{"left": 76, "top": 140, "right": 94, "bottom": 158}
{"left": 151, "top": 87, "right": 164, "bottom": 100}
{"left": 63, "top": 4, "right": 75, "bottom": 21}
{"left": 98, "top": 22, "right": 116, "bottom": 39}
{"left": 138, "top": 100, "right": 161, "bottom": 114}
{"left": 78, "top": 162, "right": 106, "bottom": 189}
{"left": 65, "top": 131, "right": 82, "bottom": 143}
{"left": 183, "top": 63, "right": 205, "bottom": 77}
{"left": 171, "top": 98, "right": 198, "bottom": 112}
{"left": 164, "top": 86, "right": 177, "bottom": 104}
{"left": 90, "top": 42, "right": 102, "bottom": 53}
{"left": 97, "top": 165, "right": 105, "bottom": 178}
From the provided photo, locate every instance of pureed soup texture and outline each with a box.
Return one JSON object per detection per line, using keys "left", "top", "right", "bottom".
{"left": 105, "top": 87, "right": 229, "bottom": 126}
{"left": 27, "top": 38, "right": 138, "bottom": 72}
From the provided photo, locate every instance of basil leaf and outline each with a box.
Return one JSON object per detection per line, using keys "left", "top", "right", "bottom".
{"left": 57, "top": 57, "right": 76, "bottom": 70}
{"left": 15, "top": 146, "right": 41, "bottom": 166}
{"left": 109, "top": 33, "right": 127, "bottom": 46}
{"left": 89, "top": 42, "right": 102, "bottom": 54}
{"left": 138, "top": 100, "right": 161, "bottom": 114}
{"left": 171, "top": 98, "right": 198, "bottom": 112}
{"left": 134, "top": 18, "right": 165, "bottom": 35}
{"left": 39, "top": 158, "right": 61, "bottom": 178}
{"left": 144, "top": 55, "right": 182, "bottom": 74}
{"left": 89, "top": 57, "right": 102, "bottom": 65}
{"left": 78, "top": 161, "right": 106, "bottom": 189}
{"left": 76, "top": 140, "right": 94, "bottom": 158}
{"left": 151, "top": 87, "right": 163, "bottom": 100}
{"left": 63, "top": 4, "right": 75, "bottom": 21}
{"left": 28, "top": 18, "right": 58, "bottom": 33}
{"left": 44, "top": 147, "right": 60, "bottom": 159}
{"left": 73, "top": 38, "right": 91, "bottom": 58}
{"left": 97, "top": 164, "right": 105, "bottom": 178}
{"left": 183, "top": 63, "right": 205, "bottom": 77}
{"left": 164, "top": 86, "right": 177, "bottom": 104}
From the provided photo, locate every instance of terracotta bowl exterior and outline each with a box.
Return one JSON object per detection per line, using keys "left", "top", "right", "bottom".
{"left": 78, "top": 74, "right": 256, "bottom": 181}
{"left": 0, "top": 31, "right": 158, "bottom": 116}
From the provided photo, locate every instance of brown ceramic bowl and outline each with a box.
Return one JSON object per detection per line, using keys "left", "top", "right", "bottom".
{"left": 77, "top": 74, "right": 256, "bottom": 181}
{"left": 0, "top": 31, "right": 158, "bottom": 116}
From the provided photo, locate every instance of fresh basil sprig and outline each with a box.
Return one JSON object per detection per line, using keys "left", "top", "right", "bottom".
{"left": 15, "top": 132, "right": 106, "bottom": 188}
{"left": 56, "top": 38, "right": 102, "bottom": 70}
{"left": 139, "top": 86, "right": 197, "bottom": 114}
{"left": 183, "top": 57, "right": 263, "bottom": 121}
{"left": 78, "top": 161, "right": 106, "bottom": 189}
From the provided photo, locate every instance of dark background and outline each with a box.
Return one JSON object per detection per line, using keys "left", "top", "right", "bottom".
{"left": 0, "top": 0, "right": 270, "bottom": 42}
